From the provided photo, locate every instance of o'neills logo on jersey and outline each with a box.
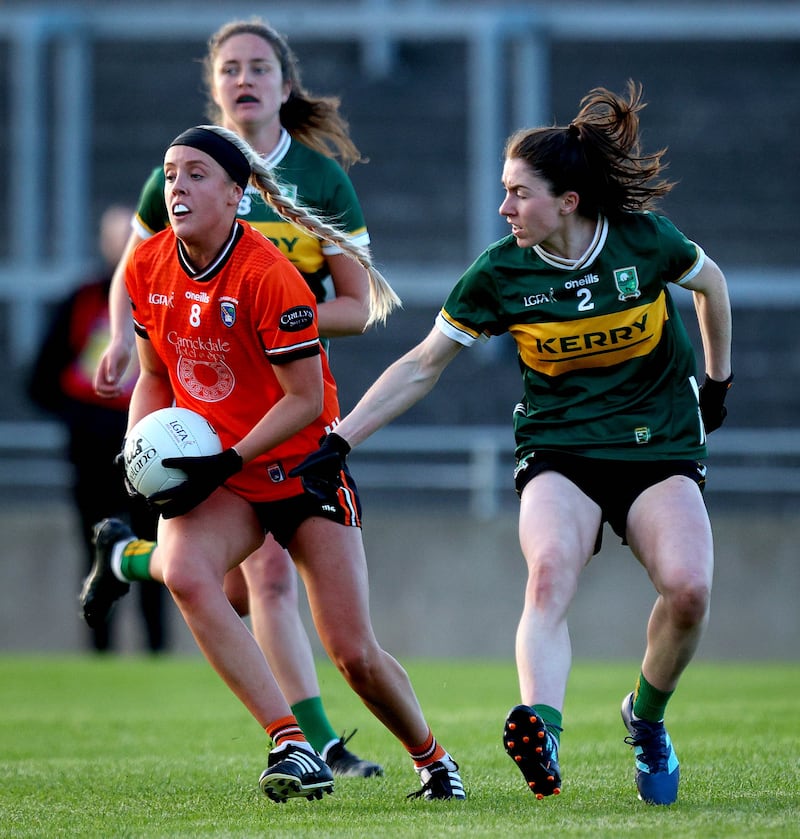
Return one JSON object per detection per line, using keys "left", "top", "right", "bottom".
{"left": 186, "top": 290, "right": 211, "bottom": 303}
{"left": 279, "top": 305, "right": 314, "bottom": 332}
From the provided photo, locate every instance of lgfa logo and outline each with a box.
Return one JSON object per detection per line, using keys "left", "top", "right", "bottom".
{"left": 149, "top": 291, "right": 175, "bottom": 307}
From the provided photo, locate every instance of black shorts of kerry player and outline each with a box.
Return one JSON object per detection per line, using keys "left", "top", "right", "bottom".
{"left": 515, "top": 452, "right": 706, "bottom": 553}
{"left": 252, "top": 465, "right": 362, "bottom": 548}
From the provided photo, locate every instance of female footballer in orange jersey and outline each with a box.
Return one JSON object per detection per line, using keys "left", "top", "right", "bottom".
{"left": 80, "top": 124, "right": 464, "bottom": 803}
{"left": 93, "top": 19, "right": 383, "bottom": 776}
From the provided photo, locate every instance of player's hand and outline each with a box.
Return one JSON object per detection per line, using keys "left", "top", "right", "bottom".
{"left": 93, "top": 342, "right": 132, "bottom": 399}
{"left": 699, "top": 373, "right": 733, "bottom": 433}
{"left": 114, "top": 441, "right": 138, "bottom": 499}
{"left": 289, "top": 432, "right": 351, "bottom": 501}
{"left": 149, "top": 448, "right": 243, "bottom": 519}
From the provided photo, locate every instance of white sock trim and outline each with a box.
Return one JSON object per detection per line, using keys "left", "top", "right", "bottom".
{"left": 110, "top": 539, "right": 131, "bottom": 582}
{"left": 273, "top": 740, "right": 316, "bottom": 757}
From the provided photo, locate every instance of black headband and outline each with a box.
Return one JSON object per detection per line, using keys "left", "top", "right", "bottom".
{"left": 168, "top": 126, "right": 250, "bottom": 189}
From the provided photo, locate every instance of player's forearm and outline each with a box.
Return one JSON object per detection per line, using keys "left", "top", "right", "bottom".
{"left": 317, "top": 295, "right": 370, "bottom": 337}
{"left": 236, "top": 391, "right": 324, "bottom": 464}
{"left": 337, "top": 327, "right": 461, "bottom": 448}
{"left": 692, "top": 261, "right": 732, "bottom": 381}
{"left": 108, "top": 230, "right": 146, "bottom": 348}
{"left": 336, "top": 354, "right": 439, "bottom": 448}
{"left": 107, "top": 267, "right": 135, "bottom": 351}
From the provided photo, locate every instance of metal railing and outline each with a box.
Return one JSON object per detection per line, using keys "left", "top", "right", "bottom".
{"left": 3, "top": 2, "right": 800, "bottom": 362}
{"left": 2, "top": 420, "right": 797, "bottom": 518}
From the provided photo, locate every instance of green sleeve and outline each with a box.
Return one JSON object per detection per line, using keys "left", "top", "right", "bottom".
{"left": 134, "top": 166, "right": 169, "bottom": 236}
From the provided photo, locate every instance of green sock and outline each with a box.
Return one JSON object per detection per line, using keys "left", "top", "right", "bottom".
{"left": 119, "top": 540, "right": 156, "bottom": 582}
{"left": 291, "top": 696, "right": 339, "bottom": 754}
{"left": 633, "top": 673, "right": 674, "bottom": 722}
{"left": 533, "top": 704, "right": 563, "bottom": 745}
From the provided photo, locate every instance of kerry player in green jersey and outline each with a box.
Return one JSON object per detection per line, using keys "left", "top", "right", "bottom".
{"left": 291, "top": 81, "right": 733, "bottom": 805}
{"left": 90, "top": 18, "right": 393, "bottom": 778}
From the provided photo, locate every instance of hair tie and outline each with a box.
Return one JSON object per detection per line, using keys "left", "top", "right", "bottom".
{"left": 567, "top": 123, "right": 580, "bottom": 139}
{"left": 168, "top": 126, "right": 250, "bottom": 189}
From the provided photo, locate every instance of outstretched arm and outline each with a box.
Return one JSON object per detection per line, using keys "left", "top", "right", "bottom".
{"left": 335, "top": 326, "right": 464, "bottom": 448}
{"left": 289, "top": 325, "right": 463, "bottom": 497}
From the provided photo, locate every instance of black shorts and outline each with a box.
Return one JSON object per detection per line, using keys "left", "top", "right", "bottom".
{"left": 251, "top": 466, "right": 362, "bottom": 549}
{"left": 514, "top": 451, "right": 706, "bottom": 552}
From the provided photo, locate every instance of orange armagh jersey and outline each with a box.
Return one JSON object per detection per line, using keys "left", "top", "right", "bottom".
{"left": 126, "top": 220, "right": 341, "bottom": 502}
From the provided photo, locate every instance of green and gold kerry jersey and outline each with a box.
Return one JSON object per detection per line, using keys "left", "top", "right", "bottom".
{"left": 436, "top": 212, "right": 708, "bottom": 461}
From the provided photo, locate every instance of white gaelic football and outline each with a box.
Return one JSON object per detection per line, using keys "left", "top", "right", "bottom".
{"left": 124, "top": 407, "right": 222, "bottom": 499}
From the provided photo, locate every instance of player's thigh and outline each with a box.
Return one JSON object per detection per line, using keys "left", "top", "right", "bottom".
{"left": 519, "top": 470, "right": 601, "bottom": 572}
{"left": 157, "top": 488, "right": 264, "bottom": 579}
{"left": 626, "top": 475, "right": 713, "bottom": 589}
{"left": 289, "top": 517, "right": 376, "bottom": 651}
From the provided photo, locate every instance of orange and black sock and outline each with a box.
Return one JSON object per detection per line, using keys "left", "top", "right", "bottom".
{"left": 265, "top": 715, "right": 309, "bottom": 749}
{"left": 405, "top": 728, "right": 447, "bottom": 769}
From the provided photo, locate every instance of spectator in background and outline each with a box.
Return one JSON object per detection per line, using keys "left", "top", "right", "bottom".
{"left": 28, "top": 204, "right": 167, "bottom": 654}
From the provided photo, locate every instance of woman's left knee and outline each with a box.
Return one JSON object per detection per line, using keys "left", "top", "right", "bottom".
{"left": 243, "top": 544, "right": 295, "bottom": 599}
{"left": 327, "top": 641, "right": 379, "bottom": 689}
{"left": 163, "top": 559, "right": 213, "bottom": 608}
{"left": 668, "top": 578, "right": 711, "bottom": 625}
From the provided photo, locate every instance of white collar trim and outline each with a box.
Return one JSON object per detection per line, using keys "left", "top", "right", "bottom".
{"left": 533, "top": 215, "right": 608, "bottom": 270}
{"left": 262, "top": 128, "right": 291, "bottom": 169}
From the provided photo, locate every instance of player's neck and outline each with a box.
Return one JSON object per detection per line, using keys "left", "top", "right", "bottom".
{"left": 226, "top": 118, "right": 283, "bottom": 158}
{"left": 540, "top": 215, "right": 599, "bottom": 262}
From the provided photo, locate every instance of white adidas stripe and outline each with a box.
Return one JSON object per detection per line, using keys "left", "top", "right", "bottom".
{"left": 282, "top": 750, "right": 322, "bottom": 775}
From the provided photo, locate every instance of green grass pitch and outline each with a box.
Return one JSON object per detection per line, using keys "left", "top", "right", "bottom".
{"left": 1, "top": 655, "right": 797, "bottom": 837}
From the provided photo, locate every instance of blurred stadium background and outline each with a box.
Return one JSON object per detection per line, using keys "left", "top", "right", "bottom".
{"left": 1, "top": 1, "right": 798, "bottom": 657}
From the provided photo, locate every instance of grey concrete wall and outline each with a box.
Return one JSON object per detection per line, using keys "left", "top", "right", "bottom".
{"left": 2, "top": 499, "right": 796, "bottom": 661}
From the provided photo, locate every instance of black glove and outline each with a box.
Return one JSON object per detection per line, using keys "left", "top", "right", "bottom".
{"left": 288, "top": 432, "right": 351, "bottom": 501}
{"left": 699, "top": 373, "right": 733, "bottom": 433}
{"left": 149, "top": 447, "right": 243, "bottom": 519}
{"left": 114, "top": 440, "right": 138, "bottom": 499}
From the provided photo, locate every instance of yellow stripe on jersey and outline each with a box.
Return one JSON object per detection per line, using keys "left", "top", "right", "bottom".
{"left": 249, "top": 220, "right": 326, "bottom": 275}
{"left": 248, "top": 220, "right": 369, "bottom": 275}
{"left": 510, "top": 291, "right": 668, "bottom": 377}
